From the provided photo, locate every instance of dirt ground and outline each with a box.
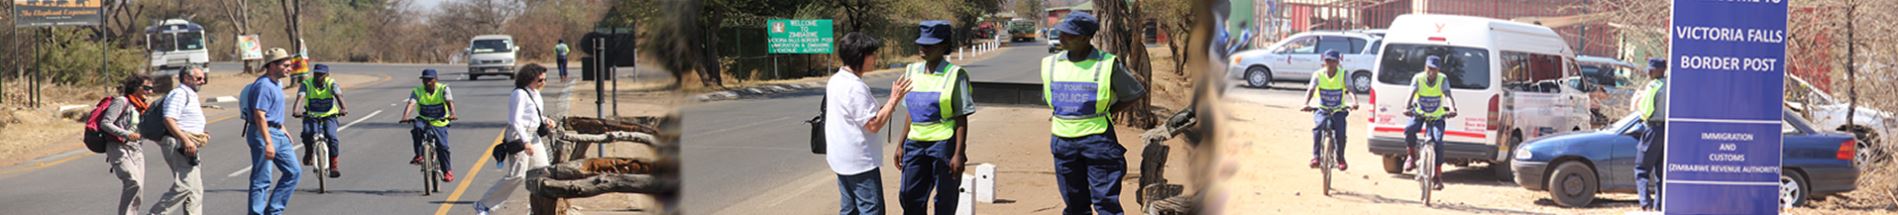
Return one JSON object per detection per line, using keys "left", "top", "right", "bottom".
{"left": 1201, "top": 92, "right": 1897, "bottom": 215}
{"left": 712, "top": 106, "right": 1198, "bottom": 215}
{"left": 0, "top": 72, "right": 384, "bottom": 169}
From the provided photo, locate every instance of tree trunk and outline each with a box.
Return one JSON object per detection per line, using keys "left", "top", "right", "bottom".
{"left": 1095, "top": 0, "right": 1156, "bottom": 128}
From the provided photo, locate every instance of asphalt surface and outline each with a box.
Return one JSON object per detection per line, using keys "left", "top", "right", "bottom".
{"left": 680, "top": 41, "right": 1051, "bottom": 213}
{"left": 0, "top": 62, "right": 584, "bottom": 214}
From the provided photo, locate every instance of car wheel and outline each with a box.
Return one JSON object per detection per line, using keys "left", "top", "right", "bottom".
{"left": 1853, "top": 132, "right": 1882, "bottom": 168}
{"left": 1245, "top": 67, "right": 1271, "bottom": 88}
{"left": 1381, "top": 155, "right": 1403, "bottom": 174}
{"left": 1350, "top": 71, "right": 1373, "bottom": 93}
{"left": 1780, "top": 170, "right": 1809, "bottom": 208}
{"left": 1495, "top": 134, "right": 1523, "bottom": 182}
{"left": 1548, "top": 162, "right": 1598, "bottom": 208}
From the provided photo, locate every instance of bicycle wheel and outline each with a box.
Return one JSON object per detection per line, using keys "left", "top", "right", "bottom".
{"left": 315, "top": 138, "right": 328, "bottom": 194}
{"left": 1420, "top": 142, "right": 1435, "bottom": 206}
{"left": 421, "top": 141, "right": 436, "bottom": 195}
{"left": 1321, "top": 129, "right": 1334, "bottom": 196}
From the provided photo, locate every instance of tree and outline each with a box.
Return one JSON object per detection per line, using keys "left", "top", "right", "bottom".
{"left": 1095, "top": 0, "right": 1156, "bottom": 128}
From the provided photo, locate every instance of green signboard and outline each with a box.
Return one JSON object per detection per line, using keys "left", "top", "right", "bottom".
{"left": 767, "top": 19, "right": 833, "bottom": 54}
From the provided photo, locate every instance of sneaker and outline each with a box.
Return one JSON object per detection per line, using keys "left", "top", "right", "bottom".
{"left": 410, "top": 156, "right": 423, "bottom": 165}
{"left": 443, "top": 171, "right": 455, "bottom": 182}
{"left": 1309, "top": 158, "right": 1320, "bottom": 169}
{"left": 1433, "top": 179, "right": 1444, "bottom": 190}
{"left": 1404, "top": 156, "right": 1418, "bottom": 172}
{"left": 473, "top": 202, "right": 491, "bottom": 215}
{"left": 1337, "top": 159, "right": 1349, "bottom": 171}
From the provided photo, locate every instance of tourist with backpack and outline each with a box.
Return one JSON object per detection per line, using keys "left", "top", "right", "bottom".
{"left": 93, "top": 75, "right": 155, "bottom": 215}
{"left": 149, "top": 66, "right": 209, "bottom": 215}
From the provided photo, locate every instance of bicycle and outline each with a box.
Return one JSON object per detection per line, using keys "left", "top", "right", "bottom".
{"left": 293, "top": 112, "right": 344, "bottom": 194}
{"left": 1301, "top": 105, "right": 1355, "bottom": 196}
{"left": 1405, "top": 110, "right": 1456, "bottom": 206}
{"left": 402, "top": 116, "right": 454, "bottom": 195}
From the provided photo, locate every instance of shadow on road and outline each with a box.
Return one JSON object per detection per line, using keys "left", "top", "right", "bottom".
{"left": 1381, "top": 165, "right": 1518, "bottom": 188}
{"left": 1329, "top": 190, "right": 1552, "bottom": 215}
{"left": 1533, "top": 197, "right": 1639, "bottom": 208}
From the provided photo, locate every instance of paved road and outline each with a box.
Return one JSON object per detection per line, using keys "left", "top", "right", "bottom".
{"left": 680, "top": 41, "right": 1052, "bottom": 213}
{"left": 0, "top": 62, "right": 583, "bottom": 214}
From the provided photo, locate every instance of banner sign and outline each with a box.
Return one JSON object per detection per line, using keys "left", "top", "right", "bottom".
{"left": 12, "top": 0, "right": 103, "bottom": 27}
{"left": 1665, "top": 0, "right": 1787, "bottom": 214}
{"left": 767, "top": 19, "right": 834, "bottom": 54}
{"left": 238, "top": 34, "right": 263, "bottom": 60}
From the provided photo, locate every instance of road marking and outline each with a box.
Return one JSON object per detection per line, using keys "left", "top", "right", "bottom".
{"left": 338, "top": 110, "right": 383, "bottom": 131}
{"left": 434, "top": 132, "right": 507, "bottom": 215}
{"left": 225, "top": 144, "right": 306, "bottom": 178}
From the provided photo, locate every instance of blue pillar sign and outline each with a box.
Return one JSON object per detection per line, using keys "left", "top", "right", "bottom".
{"left": 1667, "top": 0, "right": 1786, "bottom": 214}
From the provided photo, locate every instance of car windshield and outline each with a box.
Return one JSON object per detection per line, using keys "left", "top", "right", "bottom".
{"left": 1611, "top": 114, "right": 1642, "bottom": 134}
{"left": 471, "top": 39, "right": 513, "bottom": 53}
{"left": 1376, "top": 43, "right": 1492, "bottom": 89}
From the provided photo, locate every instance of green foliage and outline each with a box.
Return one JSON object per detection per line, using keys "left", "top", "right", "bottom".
{"left": 27, "top": 29, "right": 147, "bottom": 85}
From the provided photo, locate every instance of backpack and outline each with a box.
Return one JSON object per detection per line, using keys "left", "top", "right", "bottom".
{"left": 138, "top": 93, "right": 174, "bottom": 141}
{"left": 81, "top": 97, "right": 120, "bottom": 153}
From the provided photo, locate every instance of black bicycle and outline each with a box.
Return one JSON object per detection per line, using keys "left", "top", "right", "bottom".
{"left": 1303, "top": 105, "right": 1354, "bottom": 196}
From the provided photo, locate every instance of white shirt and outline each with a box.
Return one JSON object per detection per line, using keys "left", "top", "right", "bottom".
{"left": 165, "top": 85, "right": 206, "bottom": 133}
{"left": 507, "top": 88, "right": 545, "bottom": 144}
{"left": 824, "top": 68, "right": 882, "bottom": 175}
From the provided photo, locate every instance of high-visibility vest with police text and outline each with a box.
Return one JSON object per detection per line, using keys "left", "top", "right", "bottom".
{"left": 904, "top": 62, "right": 964, "bottom": 141}
{"left": 1041, "top": 51, "right": 1117, "bottom": 138}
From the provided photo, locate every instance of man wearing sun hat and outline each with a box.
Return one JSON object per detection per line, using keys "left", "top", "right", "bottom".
{"left": 894, "top": 19, "right": 978, "bottom": 215}
{"left": 240, "top": 47, "right": 301, "bottom": 215}
{"left": 1039, "top": 11, "right": 1146, "bottom": 215}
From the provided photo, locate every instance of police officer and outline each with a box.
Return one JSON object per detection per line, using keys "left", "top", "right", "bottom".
{"left": 400, "top": 69, "right": 458, "bottom": 182}
{"left": 1301, "top": 50, "right": 1359, "bottom": 170}
{"left": 291, "top": 64, "right": 349, "bottom": 178}
{"left": 1635, "top": 57, "right": 1668, "bottom": 211}
{"left": 894, "top": 20, "right": 977, "bottom": 215}
{"left": 1403, "top": 56, "right": 1458, "bottom": 190}
{"left": 1041, "top": 12, "right": 1146, "bottom": 215}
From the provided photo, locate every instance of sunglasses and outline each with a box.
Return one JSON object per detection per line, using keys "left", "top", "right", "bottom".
{"left": 141, "top": 85, "right": 155, "bottom": 90}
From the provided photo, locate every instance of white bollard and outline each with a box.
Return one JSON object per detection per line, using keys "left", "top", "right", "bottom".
{"left": 957, "top": 173, "right": 976, "bottom": 215}
{"left": 975, "top": 163, "right": 997, "bottom": 203}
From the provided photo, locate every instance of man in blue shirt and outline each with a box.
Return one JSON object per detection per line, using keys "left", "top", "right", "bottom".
{"left": 241, "top": 48, "right": 300, "bottom": 215}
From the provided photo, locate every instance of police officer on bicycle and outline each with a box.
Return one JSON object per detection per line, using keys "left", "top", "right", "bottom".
{"left": 292, "top": 64, "right": 348, "bottom": 178}
{"left": 1403, "top": 56, "right": 1459, "bottom": 190}
{"left": 1302, "top": 50, "right": 1359, "bottom": 170}
{"left": 400, "top": 69, "right": 458, "bottom": 182}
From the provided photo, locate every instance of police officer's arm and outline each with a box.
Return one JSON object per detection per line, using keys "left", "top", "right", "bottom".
{"left": 444, "top": 87, "right": 458, "bottom": 119}
{"left": 1442, "top": 79, "right": 1459, "bottom": 113}
{"left": 1302, "top": 72, "right": 1320, "bottom": 107}
{"left": 950, "top": 71, "right": 972, "bottom": 171}
{"left": 1108, "top": 62, "right": 1147, "bottom": 112}
{"left": 400, "top": 92, "right": 416, "bottom": 121}
{"left": 1346, "top": 74, "right": 1360, "bottom": 108}
{"left": 291, "top": 84, "right": 305, "bottom": 116}
{"left": 334, "top": 82, "right": 349, "bottom": 114}
{"left": 1405, "top": 77, "right": 1420, "bottom": 109}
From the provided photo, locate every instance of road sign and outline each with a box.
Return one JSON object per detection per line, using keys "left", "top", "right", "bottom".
{"left": 238, "top": 34, "right": 263, "bottom": 60}
{"left": 1666, "top": 0, "right": 1787, "bottom": 214}
{"left": 767, "top": 19, "right": 833, "bottom": 54}
{"left": 11, "top": 0, "right": 103, "bottom": 27}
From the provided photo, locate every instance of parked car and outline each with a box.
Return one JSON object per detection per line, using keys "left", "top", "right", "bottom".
{"left": 1225, "top": 31, "right": 1382, "bottom": 91}
{"left": 1046, "top": 28, "right": 1062, "bottom": 53}
{"left": 1788, "top": 75, "right": 1894, "bottom": 167}
{"left": 1511, "top": 110, "right": 1860, "bottom": 208}
{"left": 465, "top": 34, "right": 518, "bottom": 80}
{"left": 1364, "top": 14, "right": 1592, "bottom": 180}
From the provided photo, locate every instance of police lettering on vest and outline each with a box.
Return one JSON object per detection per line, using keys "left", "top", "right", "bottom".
{"left": 1412, "top": 73, "right": 1449, "bottom": 118}
{"left": 1041, "top": 51, "right": 1116, "bottom": 138}
{"left": 413, "top": 85, "right": 451, "bottom": 127}
{"left": 905, "top": 62, "right": 963, "bottom": 141}
{"left": 303, "top": 77, "right": 340, "bottom": 118}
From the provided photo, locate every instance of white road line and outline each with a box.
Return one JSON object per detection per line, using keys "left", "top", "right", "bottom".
{"left": 227, "top": 145, "right": 304, "bottom": 178}
{"left": 338, "top": 110, "right": 383, "bottom": 131}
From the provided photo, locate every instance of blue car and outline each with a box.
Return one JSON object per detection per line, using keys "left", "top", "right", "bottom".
{"left": 1510, "top": 109, "right": 1859, "bottom": 208}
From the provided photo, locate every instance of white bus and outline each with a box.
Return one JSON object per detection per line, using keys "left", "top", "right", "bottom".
{"left": 145, "top": 19, "right": 211, "bottom": 69}
{"left": 1364, "top": 14, "right": 1591, "bottom": 180}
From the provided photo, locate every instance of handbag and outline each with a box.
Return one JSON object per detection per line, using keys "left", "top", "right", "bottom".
{"left": 804, "top": 95, "right": 826, "bottom": 154}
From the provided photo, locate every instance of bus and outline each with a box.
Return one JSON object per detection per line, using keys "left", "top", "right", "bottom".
{"left": 145, "top": 19, "right": 210, "bottom": 70}
{"left": 1008, "top": 19, "right": 1038, "bottom": 42}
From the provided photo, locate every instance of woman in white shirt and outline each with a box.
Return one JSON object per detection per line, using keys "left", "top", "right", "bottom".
{"left": 473, "top": 64, "right": 557, "bottom": 215}
{"left": 825, "top": 32, "right": 911, "bottom": 215}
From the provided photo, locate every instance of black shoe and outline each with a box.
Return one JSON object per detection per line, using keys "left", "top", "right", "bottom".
{"left": 329, "top": 169, "right": 342, "bottom": 178}
{"left": 1433, "top": 179, "right": 1445, "bottom": 190}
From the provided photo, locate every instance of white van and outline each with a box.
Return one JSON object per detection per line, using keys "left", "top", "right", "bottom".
{"left": 465, "top": 35, "right": 519, "bottom": 80}
{"left": 1363, "top": 14, "right": 1591, "bottom": 179}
